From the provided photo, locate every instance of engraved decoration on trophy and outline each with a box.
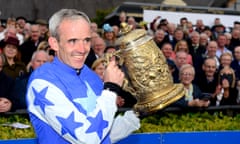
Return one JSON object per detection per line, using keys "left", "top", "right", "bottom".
{"left": 104, "top": 22, "right": 185, "bottom": 115}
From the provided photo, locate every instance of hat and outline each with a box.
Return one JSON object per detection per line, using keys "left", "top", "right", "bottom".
{"left": 211, "top": 24, "right": 225, "bottom": 31}
{"left": 35, "top": 19, "right": 48, "bottom": 25}
{"left": 4, "top": 37, "right": 20, "bottom": 48}
{"left": 103, "top": 23, "right": 113, "bottom": 32}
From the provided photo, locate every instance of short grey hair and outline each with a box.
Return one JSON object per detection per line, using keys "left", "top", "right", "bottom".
{"left": 31, "top": 50, "right": 49, "bottom": 61}
{"left": 48, "top": 9, "right": 91, "bottom": 41}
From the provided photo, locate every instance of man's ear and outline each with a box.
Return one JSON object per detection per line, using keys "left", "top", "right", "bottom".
{"left": 48, "top": 37, "right": 59, "bottom": 51}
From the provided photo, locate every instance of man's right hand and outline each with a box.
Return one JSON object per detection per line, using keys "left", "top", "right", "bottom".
{"left": 103, "top": 60, "right": 124, "bottom": 87}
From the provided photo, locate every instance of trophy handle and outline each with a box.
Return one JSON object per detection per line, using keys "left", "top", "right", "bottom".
{"left": 103, "top": 51, "right": 136, "bottom": 96}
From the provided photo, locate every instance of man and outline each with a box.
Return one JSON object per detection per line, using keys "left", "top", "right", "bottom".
{"left": 19, "top": 24, "right": 43, "bottom": 65}
{"left": 195, "top": 58, "right": 219, "bottom": 106}
{"left": 12, "top": 50, "right": 49, "bottom": 111}
{"left": 216, "top": 34, "right": 232, "bottom": 58}
{"left": 203, "top": 41, "right": 220, "bottom": 69}
{"left": 172, "top": 51, "right": 188, "bottom": 83}
{"left": 85, "top": 36, "right": 106, "bottom": 68}
{"left": 26, "top": 9, "right": 140, "bottom": 144}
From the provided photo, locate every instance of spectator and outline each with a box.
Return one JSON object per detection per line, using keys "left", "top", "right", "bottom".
{"left": 16, "top": 16, "right": 27, "bottom": 30}
{"left": 161, "top": 42, "right": 174, "bottom": 60}
{"left": 195, "top": 58, "right": 219, "bottom": 106}
{"left": 172, "top": 40, "right": 193, "bottom": 65}
{"left": 102, "top": 23, "right": 116, "bottom": 46}
{"left": 188, "top": 31, "right": 206, "bottom": 58}
{"left": 211, "top": 24, "right": 225, "bottom": 40}
{"left": 172, "top": 64, "right": 210, "bottom": 109}
{"left": 171, "top": 27, "right": 185, "bottom": 48}
{"left": 231, "top": 46, "right": 240, "bottom": 81}
{"left": 203, "top": 41, "right": 220, "bottom": 69}
{"left": 219, "top": 52, "right": 233, "bottom": 70}
{"left": 85, "top": 37, "right": 106, "bottom": 68}
{"left": 153, "top": 29, "right": 167, "bottom": 49}
{"left": 0, "top": 26, "right": 23, "bottom": 49}
{"left": 112, "top": 25, "right": 120, "bottom": 38}
{"left": 224, "top": 32, "right": 232, "bottom": 46}
{"left": 199, "top": 33, "right": 209, "bottom": 47}
{"left": 26, "top": 9, "right": 139, "bottom": 143}
{"left": 203, "top": 26, "right": 214, "bottom": 41}
{"left": 228, "top": 28, "right": 240, "bottom": 52}
{"left": 0, "top": 53, "right": 15, "bottom": 112}
{"left": 2, "top": 37, "right": 26, "bottom": 79}
{"left": 11, "top": 50, "right": 49, "bottom": 111}
{"left": 22, "top": 23, "right": 31, "bottom": 41}
{"left": 19, "top": 24, "right": 44, "bottom": 65}
{"left": 127, "top": 16, "right": 137, "bottom": 30}
{"left": 215, "top": 66, "right": 238, "bottom": 106}
{"left": 172, "top": 51, "right": 188, "bottom": 83}
{"left": 216, "top": 34, "right": 232, "bottom": 58}
{"left": 36, "top": 19, "right": 49, "bottom": 40}
{"left": 90, "top": 22, "right": 98, "bottom": 33}
{"left": 195, "top": 19, "right": 205, "bottom": 33}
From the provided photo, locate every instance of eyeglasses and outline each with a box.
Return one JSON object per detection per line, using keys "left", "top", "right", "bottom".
{"left": 181, "top": 72, "right": 193, "bottom": 76}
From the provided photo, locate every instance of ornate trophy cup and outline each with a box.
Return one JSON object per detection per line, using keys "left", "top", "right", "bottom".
{"left": 106, "top": 23, "right": 185, "bottom": 115}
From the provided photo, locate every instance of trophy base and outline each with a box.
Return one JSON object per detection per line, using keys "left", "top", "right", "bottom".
{"left": 133, "top": 83, "right": 185, "bottom": 115}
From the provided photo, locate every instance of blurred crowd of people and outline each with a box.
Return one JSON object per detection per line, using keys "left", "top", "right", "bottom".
{"left": 0, "top": 10, "right": 240, "bottom": 113}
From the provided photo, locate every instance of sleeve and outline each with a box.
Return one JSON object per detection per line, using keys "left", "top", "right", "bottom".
{"left": 110, "top": 110, "right": 140, "bottom": 143}
{"left": 27, "top": 79, "right": 118, "bottom": 144}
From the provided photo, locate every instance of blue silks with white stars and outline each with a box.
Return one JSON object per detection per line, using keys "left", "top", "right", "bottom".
{"left": 27, "top": 57, "right": 117, "bottom": 144}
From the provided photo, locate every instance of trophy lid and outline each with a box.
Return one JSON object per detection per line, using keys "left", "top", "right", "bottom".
{"left": 116, "top": 22, "right": 147, "bottom": 47}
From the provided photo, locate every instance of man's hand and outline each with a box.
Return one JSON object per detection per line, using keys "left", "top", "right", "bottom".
{"left": 103, "top": 60, "right": 124, "bottom": 87}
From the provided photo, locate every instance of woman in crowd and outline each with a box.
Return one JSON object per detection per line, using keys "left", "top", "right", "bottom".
{"left": 219, "top": 52, "right": 233, "bottom": 70}
{"left": 171, "top": 40, "right": 193, "bottom": 65}
{"left": 102, "top": 23, "right": 116, "bottom": 46}
{"left": 2, "top": 36, "right": 26, "bottom": 79}
{"left": 172, "top": 64, "right": 210, "bottom": 109}
{"left": 214, "top": 66, "right": 238, "bottom": 106}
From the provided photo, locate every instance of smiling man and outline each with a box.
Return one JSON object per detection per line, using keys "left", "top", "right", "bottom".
{"left": 26, "top": 9, "right": 140, "bottom": 144}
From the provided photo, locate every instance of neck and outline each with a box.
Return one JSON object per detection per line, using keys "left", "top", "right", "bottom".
{"left": 7, "top": 57, "right": 15, "bottom": 65}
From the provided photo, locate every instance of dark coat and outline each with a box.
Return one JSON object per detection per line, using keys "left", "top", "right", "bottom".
{"left": 19, "top": 38, "right": 43, "bottom": 65}
{"left": 172, "top": 84, "right": 203, "bottom": 108}
{"left": 0, "top": 70, "right": 16, "bottom": 111}
{"left": 3, "top": 61, "right": 26, "bottom": 79}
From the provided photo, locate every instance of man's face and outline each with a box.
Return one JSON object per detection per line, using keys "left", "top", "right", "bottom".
{"left": 31, "top": 52, "right": 49, "bottom": 70}
{"left": 31, "top": 25, "right": 41, "bottom": 42}
{"left": 49, "top": 18, "right": 91, "bottom": 69}
{"left": 234, "top": 47, "right": 240, "bottom": 61}
{"left": 207, "top": 42, "right": 217, "bottom": 57}
{"left": 203, "top": 59, "right": 216, "bottom": 77}
{"left": 92, "top": 38, "right": 105, "bottom": 57}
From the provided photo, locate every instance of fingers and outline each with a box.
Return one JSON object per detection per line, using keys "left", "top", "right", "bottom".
{"left": 103, "top": 60, "right": 124, "bottom": 87}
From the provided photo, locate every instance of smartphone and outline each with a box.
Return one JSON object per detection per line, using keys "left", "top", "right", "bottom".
{"left": 201, "top": 93, "right": 212, "bottom": 101}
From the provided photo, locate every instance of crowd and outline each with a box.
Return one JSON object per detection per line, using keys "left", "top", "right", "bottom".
{"left": 0, "top": 10, "right": 240, "bottom": 114}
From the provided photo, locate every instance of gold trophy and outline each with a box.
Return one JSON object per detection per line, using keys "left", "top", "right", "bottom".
{"left": 105, "top": 23, "right": 185, "bottom": 115}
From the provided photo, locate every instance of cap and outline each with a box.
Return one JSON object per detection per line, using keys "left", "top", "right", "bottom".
{"left": 35, "top": 19, "right": 48, "bottom": 25}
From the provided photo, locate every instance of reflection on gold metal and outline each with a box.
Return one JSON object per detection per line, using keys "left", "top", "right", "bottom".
{"left": 106, "top": 23, "right": 185, "bottom": 114}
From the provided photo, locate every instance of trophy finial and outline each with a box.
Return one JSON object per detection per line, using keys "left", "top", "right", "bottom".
{"left": 120, "top": 22, "right": 133, "bottom": 35}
